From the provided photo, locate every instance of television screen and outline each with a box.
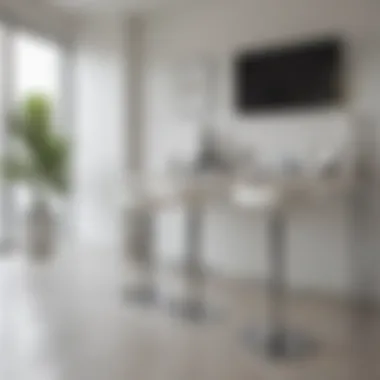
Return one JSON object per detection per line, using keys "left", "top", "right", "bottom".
{"left": 235, "top": 39, "right": 343, "bottom": 112}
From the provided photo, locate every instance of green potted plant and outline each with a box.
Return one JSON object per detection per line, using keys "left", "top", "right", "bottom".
{"left": 3, "top": 92, "right": 70, "bottom": 260}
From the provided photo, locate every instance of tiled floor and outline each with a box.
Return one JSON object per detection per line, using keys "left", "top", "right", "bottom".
{"left": 0, "top": 252, "right": 379, "bottom": 380}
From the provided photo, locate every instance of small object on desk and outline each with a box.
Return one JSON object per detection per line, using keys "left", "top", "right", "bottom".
{"left": 231, "top": 183, "right": 278, "bottom": 209}
{"left": 195, "top": 127, "right": 232, "bottom": 173}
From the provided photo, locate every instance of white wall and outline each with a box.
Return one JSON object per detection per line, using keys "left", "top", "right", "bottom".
{"left": 142, "top": 0, "right": 380, "bottom": 297}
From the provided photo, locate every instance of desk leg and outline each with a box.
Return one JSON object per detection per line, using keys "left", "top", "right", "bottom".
{"left": 242, "top": 208, "right": 317, "bottom": 359}
{"left": 185, "top": 204, "right": 204, "bottom": 296}
{"left": 124, "top": 209, "right": 158, "bottom": 307}
{"left": 168, "top": 204, "right": 218, "bottom": 323}
{"left": 267, "top": 207, "right": 287, "bottom": 354}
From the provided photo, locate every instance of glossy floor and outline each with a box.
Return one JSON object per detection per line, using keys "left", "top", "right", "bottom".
{"left": 0, "top": 253, "right": 379, "bottom": 380}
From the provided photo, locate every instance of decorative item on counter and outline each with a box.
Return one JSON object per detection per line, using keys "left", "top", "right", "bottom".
{"left": 195, "top": 127, "right": 232, "bottom": 173}
{"left": 304, "top": 145, "right": 343, "bottom": 180}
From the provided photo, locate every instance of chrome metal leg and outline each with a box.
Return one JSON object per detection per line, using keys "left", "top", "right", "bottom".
{"left": 242, "top": 208, "right": 317, "bottom": 359}
{"left": 168, "top": 205, "right": 219, "bottom": 323}
{"left": 124, "top": 209, "right": 159, "bottom": 307}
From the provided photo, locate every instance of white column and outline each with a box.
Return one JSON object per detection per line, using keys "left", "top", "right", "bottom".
{"left": 124, "top": 16, "right": 152, "bottom": 263}
{"left": 72, "top": 13, "right": 129, "bottom": 281}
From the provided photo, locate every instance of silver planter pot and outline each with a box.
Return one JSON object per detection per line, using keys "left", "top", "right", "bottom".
{"left": 26, "top": 200, "right": 55, "bottom": 261}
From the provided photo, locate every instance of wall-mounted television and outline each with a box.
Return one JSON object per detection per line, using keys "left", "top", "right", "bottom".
{"left": 235, "top": 38, "right": 343, "bottom": 113}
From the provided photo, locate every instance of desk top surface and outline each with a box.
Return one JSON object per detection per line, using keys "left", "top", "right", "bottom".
{"left": 122, "top": 173, "right": 352, "bottom": 211}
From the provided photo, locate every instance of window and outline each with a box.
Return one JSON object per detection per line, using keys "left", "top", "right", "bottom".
{"left": 14, "top": 31, "right": 61, "bottom": 107}
{"left": 0, "top": 25, "right": 68, "bottom": 245}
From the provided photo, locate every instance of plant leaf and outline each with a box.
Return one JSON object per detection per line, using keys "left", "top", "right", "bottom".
{"left": 3, "top": 92, "right": 70, "bottom": 193}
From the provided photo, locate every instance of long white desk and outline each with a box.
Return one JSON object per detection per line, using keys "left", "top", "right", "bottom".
{"left": 123, "top": 173, "right": 351, "bottom": 358}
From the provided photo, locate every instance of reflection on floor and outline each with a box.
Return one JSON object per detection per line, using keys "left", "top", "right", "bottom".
{"left": 0, "top": 253, "right": 61, "bottom": 380}
{"left": 0, "top": 252, "right": 379, "bottom": 380}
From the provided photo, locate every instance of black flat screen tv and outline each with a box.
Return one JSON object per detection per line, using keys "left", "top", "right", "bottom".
{"left": 235, "top": 38, "right": 343, "bottom": 113}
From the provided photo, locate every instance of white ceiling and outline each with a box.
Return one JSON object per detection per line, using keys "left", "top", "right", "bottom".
{"left": 36, "top": 0, "right": 380, "bottom": 20}
{"left": 48, "top": 0, "right": 380, "bottom": 17}
{"left": 49, "top": 0, "right": 188, "bottom": 13}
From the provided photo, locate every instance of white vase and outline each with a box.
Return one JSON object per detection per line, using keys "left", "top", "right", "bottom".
{"left": 27, "top": 196, "right": 55, "bottom": 261}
